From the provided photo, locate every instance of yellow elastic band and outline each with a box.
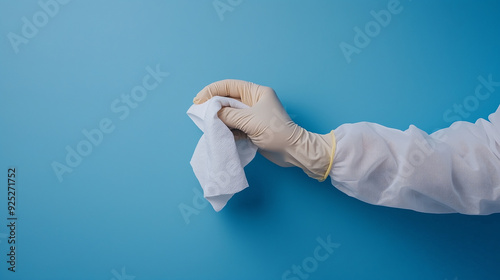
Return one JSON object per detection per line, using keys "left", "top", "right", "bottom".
{"left": 319, "top": 130, "right": 336, "bottom": 182}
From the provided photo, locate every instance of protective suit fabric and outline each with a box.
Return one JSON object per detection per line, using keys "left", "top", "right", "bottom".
{"left": 330, "top": 105, "right": 500, "bottom": 215}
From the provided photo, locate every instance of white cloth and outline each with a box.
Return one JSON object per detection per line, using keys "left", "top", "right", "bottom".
{"left": 329, "top": 104, "right": 500, "bottom": 215}
{"left": 187, "top": 96, "right": 258, "bottom": 211}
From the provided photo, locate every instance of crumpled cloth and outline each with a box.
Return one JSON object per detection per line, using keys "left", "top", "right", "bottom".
{"left": 187, "top": 96, "right": 258, "bottom": 211}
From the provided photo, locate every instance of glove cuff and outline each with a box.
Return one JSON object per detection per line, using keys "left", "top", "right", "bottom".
{"left": 284, "top": 129, "right": 336, "bottom": 181}
{"left": 319, "top": 131, "right": 336, "bottom": 181}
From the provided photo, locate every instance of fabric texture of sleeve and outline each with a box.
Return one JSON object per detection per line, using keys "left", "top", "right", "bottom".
{"left": 329, "top": 105, "right": 500, "bottom": 215}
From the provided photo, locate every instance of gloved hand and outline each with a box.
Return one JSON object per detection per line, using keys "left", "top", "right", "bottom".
{"left": 193, "top": 79, "right": 336, "bottom": 181}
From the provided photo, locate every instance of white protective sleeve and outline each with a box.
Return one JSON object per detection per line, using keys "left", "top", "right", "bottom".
{"left": 329, "top": 105, "right": 500, "bottom": 215}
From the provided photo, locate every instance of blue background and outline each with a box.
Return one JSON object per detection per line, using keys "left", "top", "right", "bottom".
{"left": 1, "top": 0, "right": 500, "bottom": 279}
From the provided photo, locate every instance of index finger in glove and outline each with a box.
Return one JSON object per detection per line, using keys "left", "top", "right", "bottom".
{"left": 193, "top": 79, "right": 270, "bottom": 106}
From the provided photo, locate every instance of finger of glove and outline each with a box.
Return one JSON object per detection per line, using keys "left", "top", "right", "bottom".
{"left": 193, "top": 79, "right": 263, "bottom": 106}
{"left": 217, "top": 106, "right": 254, "bottom": 134}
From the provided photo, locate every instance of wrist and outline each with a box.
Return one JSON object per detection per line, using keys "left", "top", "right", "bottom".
{"left": 284, "top": 128, "right": 335, "bottom": 181}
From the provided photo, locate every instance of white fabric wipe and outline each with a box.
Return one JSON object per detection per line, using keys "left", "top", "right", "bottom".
{"left": 187, "top": 96, "right": 258, "bottom": 211}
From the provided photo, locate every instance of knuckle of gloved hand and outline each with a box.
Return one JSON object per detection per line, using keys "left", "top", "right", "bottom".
{"left": 260, "top": 85, "right": 274, "bottom": 95}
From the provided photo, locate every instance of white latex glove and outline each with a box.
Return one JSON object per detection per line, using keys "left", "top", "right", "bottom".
{"left": 193, "top": 79, "right": 335, "bottom": 181}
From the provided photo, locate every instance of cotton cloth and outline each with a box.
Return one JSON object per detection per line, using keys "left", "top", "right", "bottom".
{"left": 187, "top": 96, "right": 258, "bottom": 211}
{"left": 329, "top": 104, "right": 500, "bottom": 215}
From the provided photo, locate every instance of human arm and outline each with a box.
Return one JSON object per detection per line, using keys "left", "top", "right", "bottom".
{"left": 194, "top": 79, "right": 500, "bottom": 215}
